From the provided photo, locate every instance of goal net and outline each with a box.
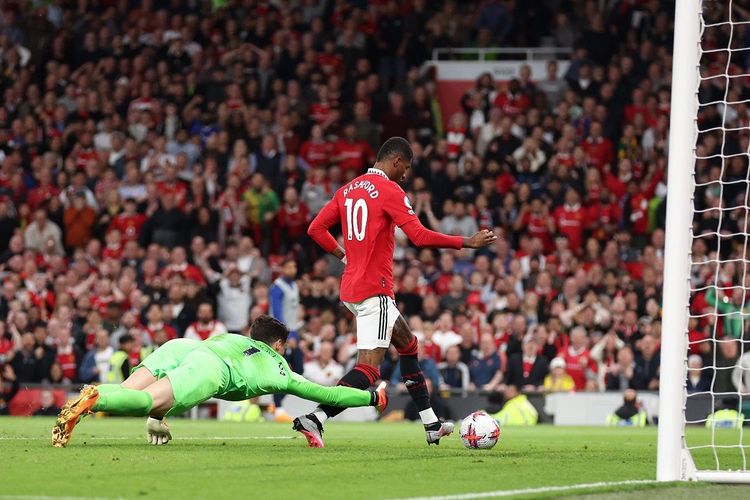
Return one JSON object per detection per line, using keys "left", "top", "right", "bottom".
{"left": 658, "top": 0, "right": 750, "bottom": 482}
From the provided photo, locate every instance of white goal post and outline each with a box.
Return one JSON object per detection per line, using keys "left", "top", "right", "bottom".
{"left": 658, "top": 0, "right": 750, "bottom": 482}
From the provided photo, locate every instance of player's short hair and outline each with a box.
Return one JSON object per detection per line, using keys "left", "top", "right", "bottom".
{"left": 249, "top": 315, "right": 289, "bottom": 345}
{"left": 376, "top": 136, "right": 413, "bottom": 162}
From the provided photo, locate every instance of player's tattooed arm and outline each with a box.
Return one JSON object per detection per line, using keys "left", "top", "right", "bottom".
{"left": 463, "top": 229, "right": 498, "bottom": 249}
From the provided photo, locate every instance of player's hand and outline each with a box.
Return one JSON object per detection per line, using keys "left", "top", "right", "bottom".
{"left": 146, "top": 417, "right": 172, "bottom": 445}
{"left": 464, "top": 229, "right": 498, "bottom": 249}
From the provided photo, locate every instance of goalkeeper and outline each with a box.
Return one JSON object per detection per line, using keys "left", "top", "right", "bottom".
{"left": 52, "top": 316, "right": 387, "bottom": 448}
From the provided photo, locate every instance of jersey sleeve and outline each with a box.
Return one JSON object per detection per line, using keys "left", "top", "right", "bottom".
{"left": 382, "top": 183, "right": 463, "bottom": 249}
{"left": 381, "top": 183, "right": 420, "bottom": 227}
{"left": 307, "top": 194, "right": 340, "bottom": 253}
{"left": 285, "top": 372, "right": 372, "bottom": 407}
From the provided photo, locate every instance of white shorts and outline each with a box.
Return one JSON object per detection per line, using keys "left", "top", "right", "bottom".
{"left": 343, "top": 295, "right": 400, "bottom": 350}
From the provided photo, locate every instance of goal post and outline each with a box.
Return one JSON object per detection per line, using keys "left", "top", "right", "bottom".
{"left": 658, "top": 0, "right": 750, "bottom": 483}
{"left": 656, "top": 0, "right": 701, "bottom": 482}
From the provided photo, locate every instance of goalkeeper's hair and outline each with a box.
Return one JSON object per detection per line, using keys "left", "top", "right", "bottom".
{"left": 250, "top": 315, "right": 289, "bottom": 345}
{"left": 376, "top": 136, "right": 413, "bottom": 162}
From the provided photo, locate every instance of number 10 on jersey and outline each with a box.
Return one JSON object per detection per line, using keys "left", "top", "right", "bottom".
{"left": 344, "top": 198, "right": 368, "bottom": 241}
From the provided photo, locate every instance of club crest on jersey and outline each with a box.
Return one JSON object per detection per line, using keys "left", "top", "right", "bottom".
{"left": 404, "top": 196, "right": 415, "bottom": 215}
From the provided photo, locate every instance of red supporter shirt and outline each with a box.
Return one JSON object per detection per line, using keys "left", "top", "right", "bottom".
{"left": 109, "top": 213, "right": 147, "bottom": 241}
{"left": 145, "top": 323, "right": 177, "bottom": 342}
{"left": 56, "top": 345, "right": 77, "bottom": 380}
{"left": 75, "top": 147, "right": 97, "bottom": 171}
{"left": 333, "top": 139, "right": 374, "bottom": 176}
{"left": 423, "top": 340, "right": 442, "bottom": 363}
{"left": 316, "top": 53, "right": 345, "bottom": 76}
{"left": 627, "top": 193, "right": 650, "bottom": 235}
{"left": 522, "top": 211, "right": 553, "bottom": 252}
{"left": 299, "top": 140, "right": 333, "bottom": 167}
{"left": 155, "top": 180, "right": 188, "bottom": 210}
{"left": 102, "top": 243, "right": 123, "bottom": 261}
{"left": 277, "top": 202, "right": 310, "bottom": 239}
{"left": 581, "top": 137, "right": 614, "bottom": 171}
{"left": 309, "top": 102, "right": 334, "bottom": 124}
{"left": 493, "top": 92, "right": 531, "bottom": 116}
{"left": 553, "top": 204, "right": 585, "bottom": 251}
{"left": 559, "top": 345, "right": 597, "bottom": 390}
{"left": 161, "top": 263, "right": 206, "bottom": 285}
{"left": 27, "top": 185, "right": 61, "bottom": 210}
{"left": 29, "top": 290, "right": 55, "bottom": 312}
{"left": 433, "top": 273, "right": 453, "bottom": 297}
{"left": 308, "top": 168, "right": 463, "bottom": 303}
{"left": 91, "top": 295, "right": 115, "bottom": 314}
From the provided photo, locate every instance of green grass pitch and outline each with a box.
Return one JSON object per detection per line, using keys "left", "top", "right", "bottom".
{"left": 1, "top": 417, "right": 749, "bottom": 499}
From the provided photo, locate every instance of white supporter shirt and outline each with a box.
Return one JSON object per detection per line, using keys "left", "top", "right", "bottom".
{"left": 432, "top": 330, "right": 463, "bottom": 356}
{"left": 217, "top": 276, "right": 252, "bottom": 332}
{"left": 303, "top": 360, "right": 344, "bottom": 387}
{"left": 184, "top": 320, "right": 229, "bottom": 340}
{"left": 95, "top": 346, "right": 115, "bottom": 383}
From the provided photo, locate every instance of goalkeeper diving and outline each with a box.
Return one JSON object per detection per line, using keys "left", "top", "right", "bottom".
{"left": 52, "top": 315, "right": 388, "bottom": 447}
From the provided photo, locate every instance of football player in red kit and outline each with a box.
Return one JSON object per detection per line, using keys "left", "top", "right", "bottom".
{"left": 296, "top": 137, "right": 497, "bottom": 447}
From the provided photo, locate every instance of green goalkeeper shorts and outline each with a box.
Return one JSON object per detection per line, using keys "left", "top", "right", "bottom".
{"left": 137, "top": 338, "right": 230, "bottom": 416}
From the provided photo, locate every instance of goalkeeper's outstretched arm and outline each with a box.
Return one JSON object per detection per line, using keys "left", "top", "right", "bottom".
{"left": 285, "top": 372, "right": 379, "bottom": 408}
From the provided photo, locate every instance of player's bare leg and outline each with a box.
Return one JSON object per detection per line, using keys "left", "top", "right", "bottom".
{"left": 391, "top": 316, "right": 454, "bottom": 445}
{"left": 294, "top": 348, "right": 386, "bottom": 448}
{"left": 141, "top": 376, "right": 176, "bottom": 417}
{"left": 122, "top": 367, "right": 158, "bottom": 390}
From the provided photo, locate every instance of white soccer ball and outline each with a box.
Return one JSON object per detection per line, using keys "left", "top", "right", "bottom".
{"left": 460, "top": 411, "right": 501, "bottom": 449}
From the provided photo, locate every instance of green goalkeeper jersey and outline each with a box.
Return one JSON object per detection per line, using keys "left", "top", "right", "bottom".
{"left": 202, "top": 334, "right": 370, "bottom": 407}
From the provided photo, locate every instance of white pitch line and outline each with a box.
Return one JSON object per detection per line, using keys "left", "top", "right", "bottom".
{"left": 0, "top": 496, "right": 118, "bottom": 500}
{"left": 0, "top": 436, "right": 295, "bottom": 441}
{"left": 391, "top": 480, "right": 660, "bottom": 500}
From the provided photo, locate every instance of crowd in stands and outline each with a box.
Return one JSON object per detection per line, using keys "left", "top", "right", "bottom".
{"left": 0, "top": 0, "right": 747, "bottom": 415}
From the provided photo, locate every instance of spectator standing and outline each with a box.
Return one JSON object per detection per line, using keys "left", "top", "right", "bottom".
{"left": 11, "top": 332, "right": 49, "bottom": 383}
{"left": 243, "top": 173, "right": 280, "bottom": 255}
{"left": 270, "top": 259, "right": 301, "bottom": 334}
{"left": 505, "top": 337, "right": 549, "bottom": 391}
{"left": 559, "top": 326, "right": 598, "bottom": 391}
{"left": 63, "top": 193, "right": 97, "bottom": 250}
{"left": 635, "top": 334, "right": 661, "bottom": 390}
{"left": 438, "top": 345, "right": 471, "bottom": 391}
{"left": 686, "top": 355, "right": 711, "bottom": 393}
{"left": 209, "top": 266, "right": 252, "bottom": 334}
{"left": 79, "top": 329, "right": 114, "bottom": 384}
{"left": 184, "top": 303, "right": 228, "bottom": 340}
{"left": 24, "top": 208, "right": 64, "bottom": 255}
{"left": 140, "top": 193, "right": 187, "bottom": 249}
{"left": 470, "top": 333, "right": 503, "bottom": 391}
{"left": 303, "top": 341, "right": 344, "bottom": 387}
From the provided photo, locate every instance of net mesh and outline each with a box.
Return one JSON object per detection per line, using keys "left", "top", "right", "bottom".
{"left": 685, "top": 0, "right": 750, "bottom": 472}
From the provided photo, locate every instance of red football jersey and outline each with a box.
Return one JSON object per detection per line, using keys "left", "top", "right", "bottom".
{"left": 308, "top": 168, "right": 463, "bottom": 303}
{"left": 109, "top": 213, "right": 147, "bottom": 241}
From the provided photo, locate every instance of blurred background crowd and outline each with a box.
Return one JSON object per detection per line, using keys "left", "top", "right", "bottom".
{"left": 1, "top": 0, "right": 748, "bottom": 416}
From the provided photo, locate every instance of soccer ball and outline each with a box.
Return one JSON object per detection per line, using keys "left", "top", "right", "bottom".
{"left": 460, "top": 411, "right": 500, "bottom": 449}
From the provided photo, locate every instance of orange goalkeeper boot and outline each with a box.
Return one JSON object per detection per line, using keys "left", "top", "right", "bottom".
{"left": 374, "top": 381, "right": 389, "bottom": 415}
{"left": 51, "top": 385, "right": 99, "bottom": 448}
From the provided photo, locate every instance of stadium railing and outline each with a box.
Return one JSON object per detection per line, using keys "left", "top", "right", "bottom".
{"left": 430, "top": 47, "right": 573, "bottom": 62}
